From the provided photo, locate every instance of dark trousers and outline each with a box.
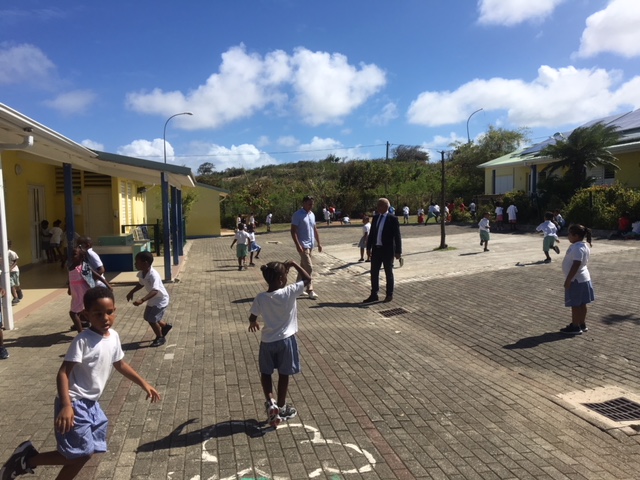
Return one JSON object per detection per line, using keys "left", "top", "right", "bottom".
{"left": 370, "top": 248, "right": 394, "bottom": 296}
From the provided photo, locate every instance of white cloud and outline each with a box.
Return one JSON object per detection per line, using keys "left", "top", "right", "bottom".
{"left": 0, "top": 43, "right": 55, "bottom": 86}
{"left": 126, "top": 44, "right": 386, "bottom": 129}
{"left": 186, "top": 142, "right": 278, "bottom": 171}
{"left": 277, "top": 135, "right": 298, "bottom": 147}
{"left": 297, "top": 136, "right": 370, "bottom": 161}
{"left": 117, "top": 139, "right": 166, "bottom": 161}
{"left": 578, "top": 0, "right": 640, "bottom": 58}
{"left": 407, "top": 65, "right": 640, "bottom": 128}
{"left": 81, "top": 139, "right": 104, "bottom": 151}
{"left": 369, "top": 102, "right": 399, "bottom": 126}
{"left": 477, "top": 0, "right": 565, "bottom": 26}
{"left": 256, "top": 135, "right": 270, "bottom": 147}
{"left": 43, "top": 90, "right": 96, "bottom": 115}
{"left": 421, "top": 133, "right": 467, "bottom": 152}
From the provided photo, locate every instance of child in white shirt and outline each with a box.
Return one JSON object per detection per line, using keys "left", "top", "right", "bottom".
{"left": 478, "top": 212, "right": 491, "bottom": 252}
{"left": 536, "top": 212, "right": 561, "bottom": 263}
{"left": 230, "top": 223, "right": 251, "bottom": 270}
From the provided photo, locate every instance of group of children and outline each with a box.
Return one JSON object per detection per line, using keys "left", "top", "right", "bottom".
{"left": 230, "top": 223, "right": 261, "bottom": 270}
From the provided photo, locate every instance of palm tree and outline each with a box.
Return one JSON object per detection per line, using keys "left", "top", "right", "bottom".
{"left": 540, "top": 122, "right": 622, "bottom": 192}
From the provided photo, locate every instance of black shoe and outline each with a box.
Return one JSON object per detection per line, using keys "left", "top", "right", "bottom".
{"left": 553, "top": 246, "right": 560, "bottom": 254}
{"left": 151, "top": 337, "right": 166, "bottom": 347}
{"left": 580, "top": 323, "right": 588, "bottom": 332}
{"left": 161, "top": 324, "right": 173, "bottom": 338}
{"left": 362, "top": 295, "right": 378, "bottom": 303}
{"left": 560, "top": 324, "right": 582, "bottom": 335}
{"left": 383, "top": 295, "right": 393, "bottom": 303}
{"left": 0, "top": 441, "right": 39, "bottom": 478}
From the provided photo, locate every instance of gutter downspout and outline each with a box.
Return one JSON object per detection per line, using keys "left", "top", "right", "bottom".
{"left": 0, "top": 135, "right": 34, "bottom": 330}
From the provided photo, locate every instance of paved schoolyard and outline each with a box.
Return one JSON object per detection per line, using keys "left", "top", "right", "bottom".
{"left": 2, "top": 224, "right": 640, "bottom": 479}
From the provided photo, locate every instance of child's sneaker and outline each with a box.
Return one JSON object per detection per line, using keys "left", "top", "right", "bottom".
{"left": 161, "top": 324, "right": 173, "bottom": 338}
{"left": 265, "top": 399, "right": 281, "bottom": 427}
{"left": 279, "top": 404, "right": 297, "bottom": 421}
{"left": 0, "top": 440, "right": 39, "bottom": 478}
{"left": 150, "top": 337, "right": 166, "bottom": 347}
{"left": 580, "top": 323, "right": 588, "bottom": 332}
{"left": 560, "top": 324, "right": 582, "bottom": 335}
{"left": 11, "top": 298, "right": 19, "bottom": 306}
{"left": 553, "top": 245, "right": 561, "bottom": 254}
{"left": 0, "top": 347, "right": 8, "bottom": 360}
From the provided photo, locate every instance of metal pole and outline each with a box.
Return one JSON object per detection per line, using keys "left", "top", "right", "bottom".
{"left": 163, "top": 112, "right": 193, "bottom": 164}
{"left": 439, "top": 151, "right": 447, "bottom": 249}
{"left": 466, "top": 108, "right": 483, "bottom": 144}
{"left": 161, "top": 172, "right": 171, "bottom": 281}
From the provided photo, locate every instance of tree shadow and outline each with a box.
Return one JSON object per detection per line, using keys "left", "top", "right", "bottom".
{"left": 136, "top": 418, "right": 267, "bottom": 453}
{"left": 503, "top": 332, "right": 571, "bottom": 349}
{"left": 3, "top": 331, "right": 74, "bottom": 348}
{"left": 602, "top": 313, "right": 640, "bottom": 325}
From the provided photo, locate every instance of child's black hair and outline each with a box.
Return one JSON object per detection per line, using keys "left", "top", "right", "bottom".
{"left": 84, "top": 286, "right": 114, "bottom": 310}
{"left": 260, "top": 262, "right": 286, "bottom": 285}
{"left": 544, "top": 211, "right": 554, "bottom": 220}
{"left": 135, "top": 250, "right": 154, "bottom": 265}
{"left": 237, "top": 223, "right": 245, "bottom": 230}
{"left": 568, "top": 224, "right": 593, "bottom": 247}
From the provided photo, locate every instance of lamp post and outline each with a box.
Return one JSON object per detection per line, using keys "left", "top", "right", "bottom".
{"left": 161, "top": 111, "right": 192, "bottom": 281}
{"left": 163, "top": 112, "right": 192, "bottom": 164}
{"left": 466, "top": 108, "right": 483, "bottom": 144}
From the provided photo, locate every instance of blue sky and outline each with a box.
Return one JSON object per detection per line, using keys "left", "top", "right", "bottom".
{"left": 2, "top": 0, "right": 640, "bottom": 171}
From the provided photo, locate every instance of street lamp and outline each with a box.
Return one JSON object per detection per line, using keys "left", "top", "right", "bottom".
{"left": 466, "top": 108, "right": 483, "bottom": 144}
{"left": 163, "top": 112, "right": 192, "bottom": 164}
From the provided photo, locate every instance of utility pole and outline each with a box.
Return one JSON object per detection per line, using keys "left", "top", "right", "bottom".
{"left": 437, "top": 150, "right": 447, "bottom": 249}
{"left": 386, "top": 141, "right": 390, "bottom": 161}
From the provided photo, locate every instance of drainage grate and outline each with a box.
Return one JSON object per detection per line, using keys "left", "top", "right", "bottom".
{"left": 583, "top": 397, "right": 640, "bottom": 422}
{"left": 379, "top": 308, "right": 409, "bottom": 318}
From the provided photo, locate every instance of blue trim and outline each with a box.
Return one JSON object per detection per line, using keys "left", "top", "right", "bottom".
{"left": 171, "top": 186, "right": 179, "bottom": 266}
{"left": 63, "top": 163, "right": 75, "bottom": 260}
{"left": 161, "top": 172, "right": 171, "bottom": 281}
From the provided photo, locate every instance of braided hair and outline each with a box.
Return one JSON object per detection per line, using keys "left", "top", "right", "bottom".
{"left": 568, "top": 224, "right": 592, "bottom": 247}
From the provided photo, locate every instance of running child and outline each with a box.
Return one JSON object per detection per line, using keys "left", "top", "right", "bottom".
{"left": 68, "top": 246, "right": 111, "bottom": 333}
{"left": 230, "top": 223, "right": 251, "bottom": 270}
{"left": 478, "top": 212, "right": 491, "bottom": 251}
{"left": 358, "top": 216, "right": 371, "bottom": 262}
{"left": 560, "top": 224, "right": 594, "bottom": 335}
{"left": 0, "top": 287, "right": 160, "bottom": 480}
{"left": 247, "top": 224, "right": 261, "bottom": 266}
{"left": 536, "top": 212, "right": 561, "bottom": 263}
{"left": 248, "top": 260, "right": 311, "bottom": 427}
{"left": 126, "top": 251, "right": 172, "bottom": 347}
{"left": 7, "top": 241, "right": 23, "bottom": 305}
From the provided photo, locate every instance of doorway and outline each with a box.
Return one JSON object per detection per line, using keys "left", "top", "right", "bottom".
{"left": 28, "top": 185, "right": 46, "bottom": 263}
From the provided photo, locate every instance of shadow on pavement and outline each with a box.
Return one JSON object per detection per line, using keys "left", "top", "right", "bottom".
{"left": 231, "top": 298, "right": 254, "bottom": 304}
{"left": 137, "top": 419, "right": 267, "bottom": 453}
{"left": 515, "top": 260, "right": 547, "bottom": 266}
{"left": 503, "top": 332, "right": 571, "bottom": 349}
{"left": 121, "top": 340, "right": 151, "bottom": 351}
{"left": 602, "top": 313, "right": 640, "bottom": 325}
{"left": 459, "top": 252, "right": 482, "bottom": 256}
{"left": 310, "top": 302, "right": 368, "bottom": 309}
{"left": 3, "top": 331, "right": 74, "bottom": 348}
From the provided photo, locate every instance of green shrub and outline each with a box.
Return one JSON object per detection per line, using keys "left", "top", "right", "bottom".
{"left": 564, "top": 184, "right": 640, "bottom": 229}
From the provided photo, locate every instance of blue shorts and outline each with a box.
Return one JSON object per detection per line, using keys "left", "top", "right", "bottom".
{"left": 143, "top": 305, "right": 167, "bottom": 324}
{"left": 259, "top": 336, "right": 301, "bottom": 375}
{"left": 55, "top": 397, "right": 108, "bottom": 459}
{"left": 565, "top": 280, "right": 595, "bottom": 307}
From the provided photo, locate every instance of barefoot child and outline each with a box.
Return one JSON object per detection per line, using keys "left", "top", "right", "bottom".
{"left": 126, "top": 251, "right": 172, "bottom": 347}
{"left": 560, "top": 224, "right": 594, "bottom": 335}
{"left": 248, "top": 260, "right": 311, "bottom": 427}
{"left": 0, "top": 287, "right": 160, "bottom": 480}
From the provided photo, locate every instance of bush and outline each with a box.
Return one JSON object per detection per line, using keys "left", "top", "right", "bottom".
{"left": 501, "top": 190, "right": 538, "bottom": 224}
{"left": 564, "top": 184, "right": 640, "bottom": 229}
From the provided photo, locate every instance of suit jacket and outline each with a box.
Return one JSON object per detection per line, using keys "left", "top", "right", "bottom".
{"left": 367, "top": 213, "right": 402, "bottom": 256}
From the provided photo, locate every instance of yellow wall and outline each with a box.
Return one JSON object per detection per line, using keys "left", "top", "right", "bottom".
{"left": 614, "top": 151, "right": 640, "bottom": 188}
{"left": 146, "top": 184, "right": 224, "bottom": 237}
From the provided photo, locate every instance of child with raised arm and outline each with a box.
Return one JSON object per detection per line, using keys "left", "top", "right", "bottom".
{"left": 248, "top": 260, "right": 311, "bottom": 428}
{"left": 536, "top": 211, "right": 561, "bottom": 263}
{"left": 0, "top": 287, "right": 160, "bottom": 480}
{"left": 126, "top": 251, "right": 172, "bottom": 347}
{"left": 560, "top": 224, "right": 594, "bottom": 335}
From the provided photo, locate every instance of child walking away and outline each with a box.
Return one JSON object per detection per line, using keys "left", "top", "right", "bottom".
{"left": 247, "top": 224, "right": 261, "bottom": 266}
{"left": 478, "top": 212, "right": 491, "bottom": 252}
{"left": 536, "top": 212, "right": 561, "bottom": 263}
{"left": 560, "top": 224, "right": 594, "bottom": 335}
{"left": 506, "top": 203, "right": 518, "bottom": 231}
{"left": 68, "top": 246, "right": 110, "bottom": 333}
{"left": 494, "top": 203, "right": 504, "bottom": 231}
{"left": 358, "top": 216, "right": 371, "bottom": 262}
{"left": 7, "top": 241, "right": 23, "bottom": 305}
{"left": 230, "top": 223, "right": 251, "bottom": 270}
{"left": 248, "top": 260, "right": 311, "bottom": 428}
{"left": 126, "top": 251, "right": 172, "bottom": 347}
{"left": 0, "top": 287, "right": 160, "bottom": 480}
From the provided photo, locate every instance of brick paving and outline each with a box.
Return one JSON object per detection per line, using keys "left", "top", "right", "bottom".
{"left": 1, "top": 225, "right": 640, "bottom": 479}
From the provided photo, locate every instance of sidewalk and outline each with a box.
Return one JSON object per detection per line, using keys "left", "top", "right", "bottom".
{"left": 1, "top": 225, "right": 640, "bottom": 479}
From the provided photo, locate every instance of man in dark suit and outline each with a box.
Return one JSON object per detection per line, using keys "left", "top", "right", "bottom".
{"left": 363, "top": 198, "right": 402, "bottom": 303}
